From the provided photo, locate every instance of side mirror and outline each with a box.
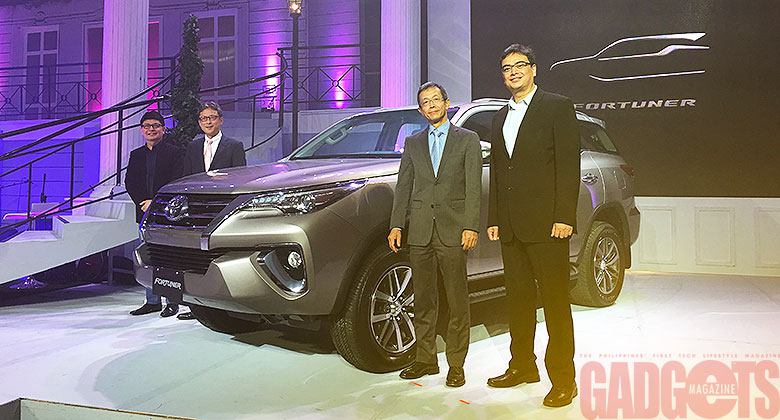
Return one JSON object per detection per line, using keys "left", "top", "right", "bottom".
{"left": 480, "top": 141, "right": 491, "bottom": 162}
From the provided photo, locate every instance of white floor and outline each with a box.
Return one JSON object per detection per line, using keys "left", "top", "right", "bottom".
{"left": 1, "top": 272, "right": 779, "bottom": 420}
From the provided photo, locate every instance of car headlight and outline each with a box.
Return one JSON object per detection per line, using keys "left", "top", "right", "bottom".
{"left": 239, "top": 179, "right": 367, "bottom": 214}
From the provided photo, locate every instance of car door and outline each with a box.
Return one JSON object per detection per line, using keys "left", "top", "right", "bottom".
{"left": 456, "top": 106, "right": 503, "bottom": 275}
{"left": 574, "top": 121, "right": 614, "bottom": 256}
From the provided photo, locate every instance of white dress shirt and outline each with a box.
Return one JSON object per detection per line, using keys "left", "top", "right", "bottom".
{"left": 502, "top": 85, "right": 537, "bottom": 158}
{"left": 203, "top": 131, "right": 222, "bottom": 171}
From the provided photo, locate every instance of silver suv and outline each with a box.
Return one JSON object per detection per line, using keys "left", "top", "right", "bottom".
{"left": 135, "top": 99, "right": 640, "bottom": 373}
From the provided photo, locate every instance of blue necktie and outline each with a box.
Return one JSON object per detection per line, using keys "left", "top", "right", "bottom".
{"left": 431, "top": 131, "right": 443, "bottom": 176}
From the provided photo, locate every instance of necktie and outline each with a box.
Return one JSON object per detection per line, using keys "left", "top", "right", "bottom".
{"left": 204, "top": 138, "right": 213, "bottom": 171}
{"left": 431, "top": 131, "right": 443, "bottom": 176}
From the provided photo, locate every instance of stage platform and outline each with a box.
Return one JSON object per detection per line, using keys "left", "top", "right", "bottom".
{"left": 1, "top": 272, "right": 778, "bottom": 419}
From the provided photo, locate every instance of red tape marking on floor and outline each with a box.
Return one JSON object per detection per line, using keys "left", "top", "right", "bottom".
{"left": 459, "top": 399, "right": 471, "bottom": 405}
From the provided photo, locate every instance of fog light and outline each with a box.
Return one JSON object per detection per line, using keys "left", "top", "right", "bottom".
{"left": 255, "top": 245, "right": 308, "bottom": 296}
{"left": 287, "top": 251, "right": 303, "bottom": 269}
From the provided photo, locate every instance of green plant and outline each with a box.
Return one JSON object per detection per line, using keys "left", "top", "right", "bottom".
{"left": 168, "top": 14, "right": 203, "bottom": 149}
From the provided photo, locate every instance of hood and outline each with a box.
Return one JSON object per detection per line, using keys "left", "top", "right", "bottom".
{"left": 159, "top": 158, "right": 401, "bottom": 195}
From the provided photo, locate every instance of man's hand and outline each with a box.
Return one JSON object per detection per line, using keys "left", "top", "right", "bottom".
{"left": 551, "top": 222, "right": 573, "bottom": 239}
{"left": 140, "top": 199, "right": 152, "bottom": 212}
{"left": 487, "top": 226, "right": 500, "bottom": 241}
{"left": 388, "top": 228, "right": 402, "bottom": 253}
{"left": 462, "top": 230, "right": 478, "bottom": 251}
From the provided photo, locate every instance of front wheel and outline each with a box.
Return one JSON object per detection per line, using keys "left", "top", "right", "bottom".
{"left": 570, "top": 221, "right": 625, "bottom": 307}
{"left": 330, "top": 246, "right": 416, "bottom": 373}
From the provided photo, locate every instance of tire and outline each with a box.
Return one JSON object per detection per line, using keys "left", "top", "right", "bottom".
{"left": 76, "top": 251, "right": 109, "bottom": 283}
{"left": 330, "top": 246, "right": 416, "bottom": 373}
{"left": 570, "top": 221, "right": 625, "bottom": 307}
{"left": 190, "top": 305, "right": 264, "bottom": 335}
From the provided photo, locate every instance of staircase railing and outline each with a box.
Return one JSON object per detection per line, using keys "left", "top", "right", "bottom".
{"left": 0, "top": 52, "right": 287, "bottom": 237}
{"left": 0, "top": 56, "right": 177, "bottom": 120}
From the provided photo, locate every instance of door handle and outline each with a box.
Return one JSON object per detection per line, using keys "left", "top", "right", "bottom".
{"left": 581, "top": 173, "right": 599, "bottom": 184}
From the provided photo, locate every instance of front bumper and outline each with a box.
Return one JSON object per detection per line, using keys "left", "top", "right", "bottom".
{"left": 135, "top": 206, "right": 360, "bottom": 315}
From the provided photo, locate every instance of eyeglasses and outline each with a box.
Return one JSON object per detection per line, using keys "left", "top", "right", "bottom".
{"left": 501, "top": 61, "right": 534, "bottom": 74}
{"left": 141, "top": 123, "right": 163, "bottom": 130}
{"left": 420, "top": 97, "right": 445, "bottom": 108}
{"left": 199, "top": 115, "right": 221, "bottom": 122}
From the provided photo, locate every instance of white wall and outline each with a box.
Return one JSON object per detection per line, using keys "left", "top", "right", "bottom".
{"left": 630, "top": 197, "right": 780, "bottom": 277}
{"left": 427, "top": 0, "right": 472, "bottom": 104}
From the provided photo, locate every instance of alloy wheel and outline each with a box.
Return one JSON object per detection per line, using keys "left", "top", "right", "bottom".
{"left": 593, "top": 236, "right": 620, "bottom": 295}
{"left": 369, "top": 265, "right": 415, "bottom": 354}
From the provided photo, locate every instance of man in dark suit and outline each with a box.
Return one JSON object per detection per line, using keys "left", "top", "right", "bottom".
{"left": 388, "top": 82, "right": 482, "bottom": 388}
{"left": 177, "top": 101, "right": 247, "bottom": 320}
{"left": 125, "top": 110, "right": 183, "bottom": 317}
{"left": 485, "top": 44, "right": 580, "bottom": 407}
{"left": 182, "top": 101, "right": 247, "bottom": 176}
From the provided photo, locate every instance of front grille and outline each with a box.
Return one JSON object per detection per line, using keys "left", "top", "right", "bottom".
{"left": 146, "top": 193, "right": 237, "bottom": 228}
{"left": 145, "top": 243, "right": 227, "bottom": 274}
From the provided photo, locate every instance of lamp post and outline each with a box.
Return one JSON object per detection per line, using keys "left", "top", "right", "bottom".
{"left": 288, "top": 0, "right": 302, "bottom": 152}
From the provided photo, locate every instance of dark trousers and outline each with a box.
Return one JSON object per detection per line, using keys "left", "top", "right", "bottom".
{"left": 409, "top": 224, "right": 470, "bottom": 368}
{"left": 501, "top": 238, "right": 575, "bottom": 386}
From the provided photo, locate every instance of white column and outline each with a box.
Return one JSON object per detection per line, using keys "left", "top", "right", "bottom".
{"left": 381, "top": 0, "right": 421, "bottom": 107}
{"left": 427, "top": 0, "right": 471, "bottom": 104}
{"left": 99, "top": 0, "right": 149, "bottom": 183}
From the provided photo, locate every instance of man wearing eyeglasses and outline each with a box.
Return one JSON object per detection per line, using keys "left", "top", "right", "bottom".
{"left": 182, "top": 101, "right": 247, "bottom": 176}
{"left": 126, "top": 110, "right": 184, "bottom": 317}
{"left": 388, "top": 82, "right": 482, "bottom": 388}
{"left": 485, "top": 44, "right": 580, "bottom": 408}
{"left": 177, "top": 101, "right": 247, "bottom": 320}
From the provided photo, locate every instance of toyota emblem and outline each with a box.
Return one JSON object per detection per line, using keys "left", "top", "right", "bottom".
{"left": 164, "top": 195, "right": 189, "bottom": 222}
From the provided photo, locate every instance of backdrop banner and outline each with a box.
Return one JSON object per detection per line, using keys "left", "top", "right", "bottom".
{"left": 471, "top": 0, "right": 780, "bottom": 197}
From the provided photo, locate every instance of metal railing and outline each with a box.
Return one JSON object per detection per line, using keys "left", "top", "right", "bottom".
{"left": 0, "top": 52, "right": 287, "bottom": 237}
{"left": 271, "top": 44, "right": 380, "bottom": 111}
{"left": 0, "top": 57, "right": 176, "bottom": 121}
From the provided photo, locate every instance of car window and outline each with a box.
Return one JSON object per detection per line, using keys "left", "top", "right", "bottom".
{"left": 580, "top": 123, "right": 605, "bottom": 152}
{"left": 394, "top": 123, "right": 426, "bottom": 152}
{"left": 291, "top": 107, "right": 460, "bottom": 159}
{"left": 312, "top": 122, "right": 385, "bottom": 156}
{"left": 593, "top": 126, "right": 619, "bottom": 153}
{"left": 580, "top": 122, "right": 619, "bottom": 153}
{"left": 460, "top": 110, "right": 496, "bottom": 141}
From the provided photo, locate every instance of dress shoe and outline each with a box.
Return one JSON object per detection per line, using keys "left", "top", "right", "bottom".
{"left": 160, "top": 303, "right": 179, "bottom": 318}
{"left": 399, "top": 362, "right": 439, "bottom": 379}
{"left": 129, "top": 303, "right": 162, "bottom": 316}
{"left": 543, "top": 382, "right": 578, "bottom": 407}
{"left": 446, "top": 367, "right": 465, "bottom": 387}
{"left": 487, "top": 368, "right": 541, "bottom": 388}
{"left": 177, "top": 311, "right": 195, "bottom": 320}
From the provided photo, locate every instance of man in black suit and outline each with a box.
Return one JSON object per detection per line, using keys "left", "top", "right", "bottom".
{"left": 388, "top": 82, "right": 482, "bottom": 388}
{"left": 485, "top": 44, "right": 580, "bottom": 407}
{"left": 177, "top": 101, "right": 247, "bottom": 320}
{"left": 125, "top": 110, "right": 183, "bottom": 317}
{"left": 182, "top": 101, "right": 247, "bottom": 175}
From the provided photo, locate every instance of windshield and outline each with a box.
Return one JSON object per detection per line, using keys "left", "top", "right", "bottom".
{"left": 290, "top": 108, "right": 459, "bottom": 159}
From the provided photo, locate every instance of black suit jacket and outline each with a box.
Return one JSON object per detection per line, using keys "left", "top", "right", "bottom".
{"left": 487, "top": 89, "right": 580, "bottom": 242}
{"left": 125, "top": 141, "right": 183, "bottom": 223}
{"left": 183, "top": 134, "right": 247, "bottom": 175}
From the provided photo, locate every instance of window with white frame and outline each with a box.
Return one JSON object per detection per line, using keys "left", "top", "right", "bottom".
{"left": 196, "top": 11, "right": 237, "bottom": 110}
{"left": 24, "top": 27, "right": 58, "bottom": 116}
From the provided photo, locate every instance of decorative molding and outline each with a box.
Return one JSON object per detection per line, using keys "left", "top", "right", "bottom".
{"left": 34, "top": 10, "right": 47, "bottom": 25}
{"left": 694, "top": 207, "right": 735, "bottom": 267}
{"left": 638, "top": 206, "right": 676, "bottom": 264}
{"left": 755, "top": 208, "right": 780, "bottom": 268}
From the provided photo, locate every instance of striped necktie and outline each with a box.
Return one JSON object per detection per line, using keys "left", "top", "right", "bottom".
{"left": 431, "top": 130, "right": 443, "bottom": 176}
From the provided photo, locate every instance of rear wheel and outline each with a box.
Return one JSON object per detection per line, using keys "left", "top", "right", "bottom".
{"left": 190, "top": 305, "right": 264, "bottom": 334}
{"left": 570, "top": 221, "right": 625, "bottom": 307}
{"left": 331, "top": 246, "right": 416, "bottom": 373}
